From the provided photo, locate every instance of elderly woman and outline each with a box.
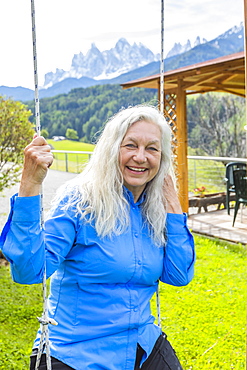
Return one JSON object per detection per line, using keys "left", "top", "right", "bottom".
{"left": 1, "top": 105, "right": 195, "bottom": 370}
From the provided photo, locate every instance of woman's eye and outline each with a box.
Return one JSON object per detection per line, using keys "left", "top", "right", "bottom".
{"left": 125, "top": 144, "right": 136, "bottom": 148}
{"left": 148, "top": 147, "right": 158, "bottom": 151}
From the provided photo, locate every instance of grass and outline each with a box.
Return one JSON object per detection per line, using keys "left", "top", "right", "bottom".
{"left": 0, "top": 263, "right": 43, "bottom": 369}
{"left": 47, "top": 139, "right": 95, "bottom": 152}
{"left": 188, "top": 159, "right": 226, "bottom": 194}
{"left": 0, "top": 235, "right": 246, "bottom": 369}
{"left": 47, "top": 139, "right": 95, "bottom": 173}
{"left": 151, "top": 235, "right": 246, "bottom": 369}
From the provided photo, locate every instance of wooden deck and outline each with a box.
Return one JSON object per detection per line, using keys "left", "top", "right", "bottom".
{"left": 188, "top": 206, "right": 247, "bottom": 245}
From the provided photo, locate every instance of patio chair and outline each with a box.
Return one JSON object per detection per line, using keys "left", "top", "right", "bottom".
{"left": 232, "top": 168, "right": 247, "bottom": 227}
{"left": 225, "top": 162, "right": 246, "bottom": 214}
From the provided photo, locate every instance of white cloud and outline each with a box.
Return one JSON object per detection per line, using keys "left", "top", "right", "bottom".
{"left": 0, "top": 0, "right": 244, "bottom": 89}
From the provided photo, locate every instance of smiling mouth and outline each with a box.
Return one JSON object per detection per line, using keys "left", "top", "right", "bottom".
{"left": 127, "top": 166, "right": 147, "bottom": 172}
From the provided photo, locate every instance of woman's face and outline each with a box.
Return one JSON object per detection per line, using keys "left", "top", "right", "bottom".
{"left": 119, "top": 120, "right": 162, "bottom": 202}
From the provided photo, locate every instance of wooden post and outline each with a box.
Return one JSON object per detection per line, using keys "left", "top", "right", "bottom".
{"left": 244, "top": 0, "right": 247, "bottom": 157}
{"left": 176, "top": 79, "right": 189, "bottom": 212}
{"left": 243, "top": 1, "right": 247, "bottom": 365}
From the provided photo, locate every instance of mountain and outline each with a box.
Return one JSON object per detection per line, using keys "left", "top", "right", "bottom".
{"left": 0, "top": 23, "right": 244, "bottom": 102}
{"left": 43, "top": 38, "right": 160, "bottom": 88}
{"left": 162, "top": 23, "right": 244, "bottom": 72}
{"left": 44, "top": 36, "right": 209, "bottom": 88}
{"left": 0, "top": 86, "right": 35, "bottom": 102}
{"left": 166, "top": 36, "right": 207, "bottom": 58}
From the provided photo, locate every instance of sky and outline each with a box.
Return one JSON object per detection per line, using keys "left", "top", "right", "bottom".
{"left": 0, "top": 0, "right": 244, "bottom": 89}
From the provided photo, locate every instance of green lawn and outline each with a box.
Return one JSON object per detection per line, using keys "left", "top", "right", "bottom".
{"left": 47, "top": 139, "right": 95, "bottom": 152}
{"left": 0, "top": 265, "right": 43, "bottom": 369}
{"left": 151, "top": 235, "right": 246, "bottom": 369}
{"left": 188, "top": 158, "right": 226, "bottom": 194}
{"left": 47, "top": 139, "right": 95, "bottom": 173}
{"left": 0, "top": 235, "right": 245, "bottom": 369}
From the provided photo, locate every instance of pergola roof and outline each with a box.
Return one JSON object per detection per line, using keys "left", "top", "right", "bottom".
{"left": 122, "top": 51, "right": 245, "bottom": 97}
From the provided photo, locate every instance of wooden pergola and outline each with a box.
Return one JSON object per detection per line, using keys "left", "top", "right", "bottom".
{"left": 121, "top": 51, "right": 245, "bottom": 212}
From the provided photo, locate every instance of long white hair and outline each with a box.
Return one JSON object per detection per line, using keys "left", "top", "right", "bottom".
{"left": 51, "top": 105, "right": 175, "bottom": 246}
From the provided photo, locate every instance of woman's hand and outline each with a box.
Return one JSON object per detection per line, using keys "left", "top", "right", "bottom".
{"left": 19, "top": 134, "right": 53, "bottom": 197}
{"left": 163, "top": 174, "right": 183, "bottom": 214}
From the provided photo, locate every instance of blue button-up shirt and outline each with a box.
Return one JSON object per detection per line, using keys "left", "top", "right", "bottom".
{"left": 0, "top": 188, "right": 195, "bottom": 370}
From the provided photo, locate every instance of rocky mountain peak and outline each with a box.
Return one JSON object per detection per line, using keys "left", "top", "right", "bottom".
{"left": 166, "top": 37, "right": 206, "bottom": 58}
{"left": 42, "top": 23, "right": 244, "bottom": 89}
{"left": 115, "top": 38, "right": 130, "bottom": 53}
{"left": 219, "top": 22, "right": 243, "bottom": 39}
{"left": 43, "top": 39, "right": 159, "bottom": 88}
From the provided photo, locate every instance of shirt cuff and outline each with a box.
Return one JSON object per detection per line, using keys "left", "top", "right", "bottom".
{"left": 0, "top": 194, "right": 41, "bottom": 249}
{"left": 166, "top": 212, "right": 188, "bottom": 234}
{"left": 12, "top": 195, "right": 41, "bottom": 222}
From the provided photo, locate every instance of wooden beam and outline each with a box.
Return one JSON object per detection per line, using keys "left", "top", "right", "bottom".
{"left": 186, "top": 88, "right": 245, "bottom": 97}
{"left": 175, "top": 79, "right": 188, "bottom": 212}
{"left": 214, "top": 88, "right": 246, "bottom": 97}
{"left": 163, "top": 59, "right": 244, "bottom": 84}
{"left": 186, "top": 89, "right": 216, "bottom": 95}
{"left": 163, "top": 65, "right": 244, "bottom": 92}
{"left": 195, "top": 82, "right": 244, "bottom": 90}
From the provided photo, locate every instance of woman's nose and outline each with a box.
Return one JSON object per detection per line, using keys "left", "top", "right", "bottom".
{"left": 133, "top": 147, "right": 147, "bottom": 162}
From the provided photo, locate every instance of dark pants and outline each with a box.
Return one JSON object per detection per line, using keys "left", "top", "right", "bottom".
{"left": 30, "top": 351, "right": 74, "bottom": 370}
{"left": 134, "top": 333, "right": 183, "bottom": 370}
{"left": 30, "top": 334, "right": 183, "bottom": 370}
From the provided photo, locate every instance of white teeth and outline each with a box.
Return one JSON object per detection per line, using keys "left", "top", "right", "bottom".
{"left": 128, "top": 166, "right": 146, "bottom": 172}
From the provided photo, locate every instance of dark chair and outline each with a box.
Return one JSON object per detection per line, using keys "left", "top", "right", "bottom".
{"left": 232, "top": 168, "right": 247, "bottom": 227}
{"left": 225, "top": 162, "right": 247, "bottom": 214}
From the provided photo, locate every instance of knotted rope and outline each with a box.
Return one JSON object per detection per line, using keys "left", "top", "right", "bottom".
{"left": 30, "top": 1, "right": 58, "bottom": 369}
{"left": 156, "top": 0, "right": 165, "bottom": 330}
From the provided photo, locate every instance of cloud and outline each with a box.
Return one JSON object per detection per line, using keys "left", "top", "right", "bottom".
{"left": 87, "top": 28, "right": 160, "bottom": 43}
{"left": 0, "top": 0, "right": 244, "bottom": 88}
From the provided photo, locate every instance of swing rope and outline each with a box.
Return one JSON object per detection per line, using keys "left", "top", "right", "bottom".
{"left": 30, "top": 1, "right": 57, "bottom": 369}
{"left": 30, "top": 0, "right": 164, "bottom": 366}
{"left": 156, "top": 0, "right": 165, "bottom": 330}
{"left": 159, "top": 0, "right": 165, "bottom": 113}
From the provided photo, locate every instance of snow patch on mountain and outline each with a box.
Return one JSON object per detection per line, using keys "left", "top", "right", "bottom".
{"left": 43, "top": 38, "right": 159, "bottom": 88}
{"left": 42, "top": 23, "right": 243, "bottom": 89}
{"left": 166, "top": 36, "right": 207, "bottom": 58}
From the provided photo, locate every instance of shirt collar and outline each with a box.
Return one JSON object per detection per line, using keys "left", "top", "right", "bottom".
{"left": 123, "top": 186, "right": 146, "bottom": 206}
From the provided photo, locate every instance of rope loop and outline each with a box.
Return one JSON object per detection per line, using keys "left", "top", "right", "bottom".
{"left": 37, "top": 317, "right": 58, "bottom": 326}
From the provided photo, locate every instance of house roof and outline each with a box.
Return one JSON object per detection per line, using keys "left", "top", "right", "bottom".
{"left": 121, "top": 51, "right": 245, "bottom": 97}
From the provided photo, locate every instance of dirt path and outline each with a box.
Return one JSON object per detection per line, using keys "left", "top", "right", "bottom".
{"left": 0, "top": 169, "right": 77, "bottom": 231}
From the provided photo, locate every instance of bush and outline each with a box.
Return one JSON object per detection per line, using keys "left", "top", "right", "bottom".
{"left": 0, "top": 97, "right": 34, "bottom": 192}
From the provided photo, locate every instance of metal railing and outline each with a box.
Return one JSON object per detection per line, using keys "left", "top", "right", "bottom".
{"left": 188, "top": 156, "right": 247, "bottom": 194}
{"left": 51, "top": 150, "right": 93, "bottom": 173}
{"left": 50, "top": 150, "right": 247, "bottom": 195}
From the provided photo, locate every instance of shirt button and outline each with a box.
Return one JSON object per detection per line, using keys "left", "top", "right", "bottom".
{"left": 134, "top": 307, "right": 138, "bottom": 312}
{"left": 138, "top": 260, "right": 142, "bottom": 265}
{"left": 134, "top": 233, "right": 138, "bottom": 238}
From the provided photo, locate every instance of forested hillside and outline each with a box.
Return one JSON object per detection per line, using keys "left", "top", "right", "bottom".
{"left": 187, "top": 93, "right": 246, "bottom": 158}
{"left": 26, "top": 84, "right": 246, "bottom": 158}
{"left": 27, "top": 84, "right": 157, "bottom": 142}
